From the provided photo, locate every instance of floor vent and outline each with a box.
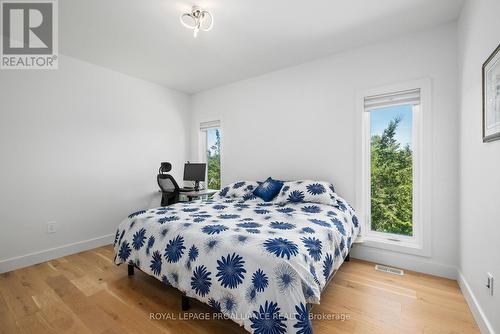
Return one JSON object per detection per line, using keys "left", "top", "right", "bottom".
{"left": 375, "top": 264, "right": 404, "bottom": 276}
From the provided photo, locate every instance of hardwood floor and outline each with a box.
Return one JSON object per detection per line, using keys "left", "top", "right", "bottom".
{"left": 0, "top": 245, "right": 479, "bottom": 334}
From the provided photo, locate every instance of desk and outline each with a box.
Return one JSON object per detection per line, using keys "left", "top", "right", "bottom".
{"left": 180, "top": 189, "right": 217, "bottom": 201}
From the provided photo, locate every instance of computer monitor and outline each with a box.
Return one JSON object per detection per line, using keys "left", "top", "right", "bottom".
{"left": 183, "top": 163, "right": 206, "bottom": 190}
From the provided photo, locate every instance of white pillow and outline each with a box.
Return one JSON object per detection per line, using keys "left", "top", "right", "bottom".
{"left": 213, "top": 181, "right": 259, "bottom": 200}
{"left": 274, "top": 180, "right": 338, "bottom": 206}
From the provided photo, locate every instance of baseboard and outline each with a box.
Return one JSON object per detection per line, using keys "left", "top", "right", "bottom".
{"left": 0, "top": 234, "right": 114, "bottom": 274}
{"left": 350, "top": 245, "right": 458, "bottom": 279}
{"left": 457, "top": 271, "right": 495, "bottom": 334}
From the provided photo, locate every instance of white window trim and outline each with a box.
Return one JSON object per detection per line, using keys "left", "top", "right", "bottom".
{"left": 355, "top": 79, "right": 432, "bottom": 257}
{"left": 199, "top": 120, "right": 222, "bottom": 190}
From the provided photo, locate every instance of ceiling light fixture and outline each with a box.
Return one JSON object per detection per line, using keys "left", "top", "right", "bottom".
{"left": 180, "top": 6, "right": 213, "bottom": 38}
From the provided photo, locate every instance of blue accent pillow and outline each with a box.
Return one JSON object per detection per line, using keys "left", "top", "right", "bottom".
{"left": 253, "top": 177, "right": 284, "bottom": 202}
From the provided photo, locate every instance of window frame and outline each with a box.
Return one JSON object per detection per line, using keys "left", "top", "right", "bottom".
{"left": 199, "top": 121, "right": 222, "bottom": 190}
{"left": 357, "top": 79, "right": 431, "bottom": 257}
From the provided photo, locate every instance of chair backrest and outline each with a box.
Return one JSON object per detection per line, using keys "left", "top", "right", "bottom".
{"left": 157, "top": 174, "right": 180, "bottom": 206}
{"left": 158, "top": 174, "right": 179, "bottom": 192}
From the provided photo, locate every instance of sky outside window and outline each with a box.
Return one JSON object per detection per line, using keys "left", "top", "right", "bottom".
{"left": 371, "top": 104, "right": 412, "bottom": 147}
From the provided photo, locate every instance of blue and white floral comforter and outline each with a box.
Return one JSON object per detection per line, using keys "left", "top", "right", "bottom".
{"left": 113, "top": 196, "right": 359, "bottom": 334}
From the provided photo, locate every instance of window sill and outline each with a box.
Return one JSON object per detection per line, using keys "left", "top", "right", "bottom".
{"left": 357, "top": 234, "right": 430, "bottom": 257}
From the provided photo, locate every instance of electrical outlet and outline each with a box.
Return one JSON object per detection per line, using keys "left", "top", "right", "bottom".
{"left": 486, "top": 273, "right": 494, "bottom": 296}
{"left": 47, "top": 221, "right": 56, "bottom": 234}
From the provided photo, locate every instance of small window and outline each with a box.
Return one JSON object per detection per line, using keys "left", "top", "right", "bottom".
{"left": 363, "top": 88, "right": 421, "bottom": 244}
{"left": 200, "top": 121, "right": 221, "bottom": 190}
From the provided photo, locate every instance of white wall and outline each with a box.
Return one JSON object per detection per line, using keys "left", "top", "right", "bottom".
{"left": 458, "top": 0, "right": 500, "bottom": 332}
{"left": 191, "top": 24, "right": 459, "bottom": 278}
{"left": 0, "top": 55, "right": 190, "bottom": 272}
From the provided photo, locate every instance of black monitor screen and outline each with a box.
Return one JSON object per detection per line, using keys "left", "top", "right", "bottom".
{"left": 183, "top": 163, "right": 206, "bottom": 182}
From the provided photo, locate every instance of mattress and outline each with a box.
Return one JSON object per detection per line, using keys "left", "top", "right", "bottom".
{"left": 114, "top": 195, "right": 359, "bottom": 334}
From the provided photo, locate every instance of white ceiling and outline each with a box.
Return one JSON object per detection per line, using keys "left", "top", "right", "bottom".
{"left": 60, "top": 0, "right": 464, "bottom": 93}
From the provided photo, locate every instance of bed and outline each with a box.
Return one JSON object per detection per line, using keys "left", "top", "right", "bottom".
{"left": 113, "top": 180, "right": 359, "bottom": 334}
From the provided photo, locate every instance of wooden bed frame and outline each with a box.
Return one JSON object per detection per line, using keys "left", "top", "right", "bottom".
{"left": 126, "top": 251, "right": 350, "bottom": 311}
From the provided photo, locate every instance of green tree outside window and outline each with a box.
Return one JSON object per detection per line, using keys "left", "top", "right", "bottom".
{"left": 206, "top": 128, "right": 221, "bottom": 190}
{"left": 371, "top": 116, "right": 413, "bottom": 236}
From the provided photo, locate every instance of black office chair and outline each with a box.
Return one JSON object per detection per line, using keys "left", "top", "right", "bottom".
{"left": 157, "top": 162, "right": 180, "bottom": 206}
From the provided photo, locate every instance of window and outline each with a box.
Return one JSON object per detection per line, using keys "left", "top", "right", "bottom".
{"left": 361, "top": 87, "right": 423, "bottom": 248}
{"left": 200, "top": 121, "right": 221, "bottom": 190}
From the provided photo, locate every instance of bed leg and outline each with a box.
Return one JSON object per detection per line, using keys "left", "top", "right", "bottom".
{"left": 181, "top": 294, "right": 190, "bottom": 311}
{"left": 306, "top": 303, "right": 313, "bottom": 312}
{"left": 128, "top": 264, "right": 134, "bottom": 276}
{"left": 345, "top": 253, "right": 350, "bottom": 262}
